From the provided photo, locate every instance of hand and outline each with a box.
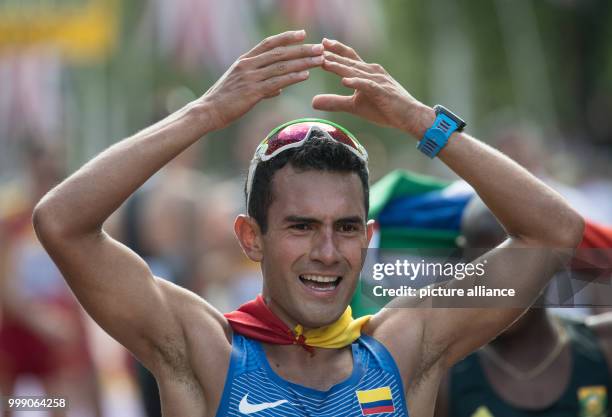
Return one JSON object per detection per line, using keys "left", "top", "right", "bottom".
{"left": 199, "top": 30, "right": 324, "bottom": 131}
{"left": 313, "top": 38, "right": 434, "bottom": 138}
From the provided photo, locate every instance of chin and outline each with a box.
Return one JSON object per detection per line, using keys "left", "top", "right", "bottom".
{"left": 294, "top": 300, "right": 347, "bottom": 329}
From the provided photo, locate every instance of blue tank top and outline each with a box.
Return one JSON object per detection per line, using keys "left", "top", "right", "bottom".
{"left": 215, "top": 333, "right": 409, "bottom": 416}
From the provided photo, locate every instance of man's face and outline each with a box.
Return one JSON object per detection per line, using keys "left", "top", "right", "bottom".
{"left": 260, "top": 165, "right": 372, "bottom": 329}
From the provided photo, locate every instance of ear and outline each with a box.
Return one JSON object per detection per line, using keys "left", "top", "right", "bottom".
{"left": 366, "top": 219, "right": 377, "bottom": 246}
{"left": 234, "top": 214, "right": 264, "bottom": 262}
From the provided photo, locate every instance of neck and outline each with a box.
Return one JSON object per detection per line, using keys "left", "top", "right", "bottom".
{"left": 263, "top": 294, "right": 342, "bottom": 332}
{"left": 488, "top": 310, "right": 560, "bottom": 361}
{"left": 263, "top": 294, "right": 302, "bottom": 330}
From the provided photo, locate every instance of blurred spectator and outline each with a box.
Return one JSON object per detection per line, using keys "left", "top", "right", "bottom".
{"left": 434, "top": 198, "right": 612, "bottom": 417}
{"left": 194, "top": 180, "right": 262, "bottom": 313}
{"left": 0, "top": 139, "right": 102, "bottom": 417}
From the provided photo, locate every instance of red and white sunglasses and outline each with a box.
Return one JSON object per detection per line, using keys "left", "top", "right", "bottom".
{"left": 246, "top": 118, "right": 368, "bottom": 210}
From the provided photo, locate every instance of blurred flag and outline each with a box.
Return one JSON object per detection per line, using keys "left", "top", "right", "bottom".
{"left": 351, "top": 170, "right": 475, "bottom": 316}
{"left": 0, "top": 0, "right": 119, "bottom": 62}
{"left": 0, "top": 0, "right": 120, "bottom": 164}
{"left": 369, "top": 170, "right": 474, "bottom": 249}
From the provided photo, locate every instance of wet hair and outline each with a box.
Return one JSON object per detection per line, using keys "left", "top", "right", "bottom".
{"left": 245, "top": 131, "right": 369, "bottom": 234}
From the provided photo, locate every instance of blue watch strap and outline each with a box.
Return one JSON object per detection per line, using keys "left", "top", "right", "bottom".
{"left": 417, "top": 109, "right": 462, "bottom": 158}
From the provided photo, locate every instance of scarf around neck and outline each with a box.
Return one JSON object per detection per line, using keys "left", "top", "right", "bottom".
{"left": 224, "top": 295, "right": 371, "bottom": 352}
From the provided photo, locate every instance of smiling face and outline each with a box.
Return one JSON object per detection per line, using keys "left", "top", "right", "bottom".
{"left": 258, "top": 164, "right": 373, "bottom": 329}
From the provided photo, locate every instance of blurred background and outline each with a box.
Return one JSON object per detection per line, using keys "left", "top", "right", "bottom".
{"left": 0, "top": 0, "right": 610, "bottom": 416}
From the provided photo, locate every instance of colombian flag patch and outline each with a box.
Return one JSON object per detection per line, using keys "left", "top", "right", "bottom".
{"left": 356, "top": 386, "right": 395, "bottom": 415}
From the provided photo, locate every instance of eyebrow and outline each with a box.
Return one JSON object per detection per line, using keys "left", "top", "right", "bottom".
{"left": 335, "top": 216, "right": 365, "bottom": 225}
{"left": 283, "top": 215, "right": 365, "bottom": 225}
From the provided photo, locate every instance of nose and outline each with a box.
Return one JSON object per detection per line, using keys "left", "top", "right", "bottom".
{"left": 309, "top": 228, "right": 342, "bottom": 266}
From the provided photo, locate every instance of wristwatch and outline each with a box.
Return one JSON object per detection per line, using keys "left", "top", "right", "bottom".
{"left": 417, "top": 105, "right": 466, "bottom": 158}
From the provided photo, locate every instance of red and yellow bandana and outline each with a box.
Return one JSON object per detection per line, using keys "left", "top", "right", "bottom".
{"left": 224, "top": 295, "right": 371, "bottom": 352}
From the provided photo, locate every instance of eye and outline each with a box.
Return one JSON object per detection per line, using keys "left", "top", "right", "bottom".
{"left": 338, "top": 223, "right": 360, "bottom": 233}
{"left": 290, "top": 223, "right": 311, "bottom": 231}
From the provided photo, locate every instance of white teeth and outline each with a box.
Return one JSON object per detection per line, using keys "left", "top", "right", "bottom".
{"left": 301, "top": 275, "right": 339, "bottom": 283}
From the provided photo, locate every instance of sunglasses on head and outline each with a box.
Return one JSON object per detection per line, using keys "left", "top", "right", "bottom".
{"left": 246, "top": 118, "right": 368, "bottom": 211}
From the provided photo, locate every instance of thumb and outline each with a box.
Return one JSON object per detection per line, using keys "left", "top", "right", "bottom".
{"left": 312, "top": 94, "right": 353, "bottom": 112}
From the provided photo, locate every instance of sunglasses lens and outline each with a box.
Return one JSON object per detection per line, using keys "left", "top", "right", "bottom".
{"left": 266, "top": 123, "right": 313, "bottom": 155}
{"left": 325, "top": 126, "right": 357, "bottom": 148}
{"left": 267, "top": 122, "right": 360, "bottom": 156}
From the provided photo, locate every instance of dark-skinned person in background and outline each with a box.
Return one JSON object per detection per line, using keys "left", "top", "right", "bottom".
{"left": 435, "top": 197, "right": 612, "bottom": 417}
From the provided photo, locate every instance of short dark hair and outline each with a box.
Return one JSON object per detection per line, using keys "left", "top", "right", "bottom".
{"left": 245, "top": 131, "right": 369, "bottom": 233}
{"left": 461, "top": 197, "right": 506, "bottom": 249}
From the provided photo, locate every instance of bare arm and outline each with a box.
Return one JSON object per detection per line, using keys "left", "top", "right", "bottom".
{"left": 314, "top": 38, "right": 584, "bottom": 374}
{"left": 33, "top": 30, "right": 324, "bottom": 374}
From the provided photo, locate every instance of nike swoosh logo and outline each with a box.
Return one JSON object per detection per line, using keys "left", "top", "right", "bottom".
{"left": 238, "top": 393, "right": 289, "bottom": 414}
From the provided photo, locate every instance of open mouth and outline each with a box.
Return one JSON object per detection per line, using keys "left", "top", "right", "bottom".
{"left": 299, "top": 274, "right": 342, "bottom": 292}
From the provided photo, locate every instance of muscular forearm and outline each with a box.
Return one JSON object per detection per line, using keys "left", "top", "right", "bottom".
{"left": 34, "top": 102, "right": 214, "bottom": 237}
{"left": 408, "top": 107, "right": 584, "bottom": 248}
{"left": 34, "top": 31, "right": 323, "bottom": 239}
{"left": 317, "top": 39, "right": 583, "bottom": 248}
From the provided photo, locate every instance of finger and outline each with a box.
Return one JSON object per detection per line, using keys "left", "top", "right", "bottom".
{"left": 324, "top": 51, "right": 372, "bottom": 73}
{"left": 259, "top": 70, "right": 310, "bottom": 93}
{"left": 249, "top": 43, "right": 323, "bottom": 68}
{"left": 322, "top": 59, "right": 371, "bottom": 79}
{"left": 244, "top": 30, "right": 307, "bottom": 58}
{"left": 312, "top": 94, "right": 354, "bottom": 112}
{"left": 254, "top": 55, "right": 324, "bottom": 81}
{"left": 322, "top": 38, "right": 362, "bottom": 61}
{"left": 342, "top": 77, "right": 378, "bottom": 93}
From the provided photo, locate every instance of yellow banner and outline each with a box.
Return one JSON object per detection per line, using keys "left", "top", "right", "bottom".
{"left": 0, "top": 1, "right": 118, "bottom": 61}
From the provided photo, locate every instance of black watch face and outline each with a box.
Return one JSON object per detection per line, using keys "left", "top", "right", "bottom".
{"left": 436, "top": 105, "right": 466, "bottom": 129}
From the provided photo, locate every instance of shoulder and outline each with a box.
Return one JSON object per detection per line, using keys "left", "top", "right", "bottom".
{"left": 364, "top": 308, "right": 426, "bottom": 355}
{"left": 156, "top": 279, "right": 232, "bottom": 376}
{"left": 585, "top": 313, "right": 612, "bottom": 342}
{"left": 584, "top": 312, "right": 612, "bottom": 370}
{"left": 158, "top": 279, "right": 232, "bottom": 356}
{"left": 153, "top": 279, "right": 234, "bottom": 411}
{"left": 363, "top": 308, "right": 435, "bottom": 386}
{"left": 159, "top": 279, "right": 231, "bottom": 334}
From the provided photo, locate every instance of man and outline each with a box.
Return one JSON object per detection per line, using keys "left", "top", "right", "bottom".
{"left": 33, "top": 30, "right": 583, "bottom": 416}
{"left": 436, "top": 309, "right": 612, "bottom": 417}
{"left": 434, "top": 198, "right": 612, "bottom": 417}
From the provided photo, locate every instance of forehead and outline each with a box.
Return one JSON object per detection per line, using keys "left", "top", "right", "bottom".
{"left": 268, "top": 165, "right": 366, "bottom": 221}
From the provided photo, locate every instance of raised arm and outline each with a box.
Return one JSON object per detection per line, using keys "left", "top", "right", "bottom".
{"left": 33, "top": 30, "right": 324, "bottom": 374}
{"left": 314, "top": 38, "right": 584, "bottom": 375}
